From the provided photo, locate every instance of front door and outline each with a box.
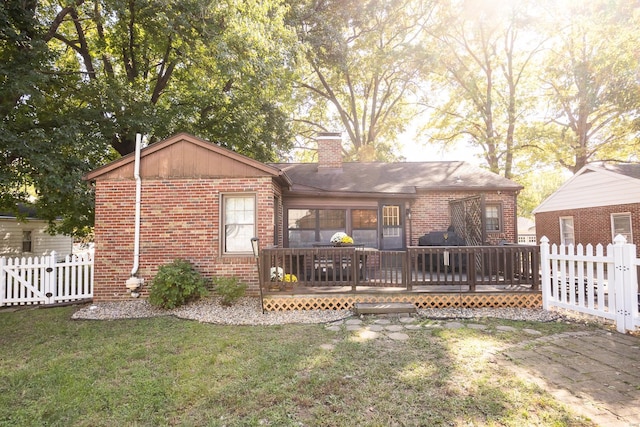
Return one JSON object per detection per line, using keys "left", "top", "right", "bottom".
{"left": 380, "top": 204, "right": 403, "bottom": 249}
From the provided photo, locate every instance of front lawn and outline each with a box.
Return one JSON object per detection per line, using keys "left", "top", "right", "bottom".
{"left": 0, "top": 306, "right": 594, "bottom": 426}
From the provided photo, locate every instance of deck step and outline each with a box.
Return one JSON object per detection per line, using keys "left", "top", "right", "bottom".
{"left": 353, "top": 302, "right": 417, "bottom": 315}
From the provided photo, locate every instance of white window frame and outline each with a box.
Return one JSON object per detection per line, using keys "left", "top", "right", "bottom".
{"left": 611, "top": 212, "right": 633, "bottom": 243}
{"left": 559, "top": 216, "right": 575, "bottom": 245}
{"left": 221, "top": 193, "right": 256, "bottom": 254}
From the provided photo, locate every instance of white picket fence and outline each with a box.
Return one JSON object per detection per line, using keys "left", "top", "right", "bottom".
{"left": 540, "top": 235, "right": 640, "bottom": 334}
{"left": 0, "top": 251, "right": 93, "bottom": 307}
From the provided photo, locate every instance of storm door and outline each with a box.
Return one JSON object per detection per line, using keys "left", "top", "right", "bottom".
{"left": 380, "top": 204, "right": 404, "bottom": 249}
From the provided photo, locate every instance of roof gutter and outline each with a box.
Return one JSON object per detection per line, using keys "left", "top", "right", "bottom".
{"left": 283, "top": 189, "right": 416, "bottom": 199}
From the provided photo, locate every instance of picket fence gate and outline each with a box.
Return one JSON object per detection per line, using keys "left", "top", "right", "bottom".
{"left": 0, "top": 251, "right": 93, "bottom": 307}
{"left": 540, "top": 235, "right": 640, "bottom": 334}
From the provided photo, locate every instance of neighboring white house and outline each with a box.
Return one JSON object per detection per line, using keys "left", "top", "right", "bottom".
{"left": 517, "top": 217, "right": 536, "bottom": 245}
{"left": 0, "top": 207, "right": 73, "bottom": 258}
{"left": 533, "top": 163, "right": 640, "bottom": 252}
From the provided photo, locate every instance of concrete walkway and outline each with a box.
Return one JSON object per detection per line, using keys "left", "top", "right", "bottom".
{"left": 500, "top": 329, "right": 640, "bottom": 426}
{"left": 325, "top": 314, "right": 640, "bottom": 426}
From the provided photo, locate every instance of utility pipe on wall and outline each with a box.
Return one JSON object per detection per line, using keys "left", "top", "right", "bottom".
{"left": 131, "top": 133, "right": 142, "bottom": 276}
{"left": 125, "top": 133, "right": 144, "bottom": 294}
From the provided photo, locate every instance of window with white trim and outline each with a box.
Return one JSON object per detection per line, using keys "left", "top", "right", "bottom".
{"left": 559, "top": 216, "right": 575, "bottom": 245}
{"left": 222, "top": 194, "right": 255, "bottom": 253}
{"left": 611, "top": 213, "right": 632, "bottom": 243}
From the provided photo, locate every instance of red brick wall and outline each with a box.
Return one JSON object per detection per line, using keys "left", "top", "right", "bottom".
{"left": 535, "top": 203, "right": 640, "bottom": 251}
{"left": 409, "top": 190, "right": 519, "bottom": 245}
{"left": 93, "top": 177, "right": 279, "bottom": 301}
{"left": 317, "top": 133, "right": 343, "bottom": 169}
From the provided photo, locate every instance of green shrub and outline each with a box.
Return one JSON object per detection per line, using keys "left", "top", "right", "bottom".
{"left": 148, "top": 259, "right": 208, "bottom": 309}
{"left": 213, "top": 276, "right": 247, "bottom": 306}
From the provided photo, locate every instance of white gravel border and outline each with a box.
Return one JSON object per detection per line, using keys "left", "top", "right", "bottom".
{"left": 71, "top": 297, "right": 567, "bottom": 325}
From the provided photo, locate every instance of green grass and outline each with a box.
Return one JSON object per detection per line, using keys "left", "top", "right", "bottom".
{"left": 0, "top": 306, "right": 596, "bottom": 426}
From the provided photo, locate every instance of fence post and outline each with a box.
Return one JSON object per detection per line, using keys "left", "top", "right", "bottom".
{"left": 0, "top": 257, "right": 5, "bottom": 307}
{"left": 45, "top": 251, "right": 57, "bottom": 305}
{"left": 623, "top": 242, "right": 638, "bottom": 332}
{"left": 540, "top": 236, "right": 550, "bottom": 310}
{"left": 612, "top": 235, "right": 635, "bottom": 333}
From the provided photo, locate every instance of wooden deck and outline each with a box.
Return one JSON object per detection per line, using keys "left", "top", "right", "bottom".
{"left": 260, "top": 246, "right": 542, "bottom": 311}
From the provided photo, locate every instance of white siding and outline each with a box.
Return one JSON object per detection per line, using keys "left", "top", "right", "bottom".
{"left": 0, "top": 219, "right": 73, "bottom": 258}
{"left": 534, "top": 169, "right": 640, "bottom": 213}
{"left": 0, "top": 221, "right": 22, "bottom": 256}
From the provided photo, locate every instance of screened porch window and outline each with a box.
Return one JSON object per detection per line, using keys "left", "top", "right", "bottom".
{"left": 352, "top": 209, "right": 377, "bottom": 247}
{"left": 288, "top": 209, "right": 317, "bottom": 248}
{"left": 288, "top": 209, "right": 346, "bottom": 247}
{"left": 319, "top": 209, "right": 346, "bottom": 243}
{"left": 222, "top": 194, "right": 255, "bottom": 253}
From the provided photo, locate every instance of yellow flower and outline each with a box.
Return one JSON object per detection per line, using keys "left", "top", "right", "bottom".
{"left": 341, "top": 236, "right": 354, "bottom": 244}
{"left": 283, "top": 274, "right": 298, "bottom": 282}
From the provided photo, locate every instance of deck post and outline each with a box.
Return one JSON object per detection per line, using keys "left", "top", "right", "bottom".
{"left": 251, "top": 238, "right": 264, "bottom": 314}
{"left": 351, "top": 248, "right": 357, "bottom": 292}
{"left": 405, "top": 249, "right": 412, "bottom": 291}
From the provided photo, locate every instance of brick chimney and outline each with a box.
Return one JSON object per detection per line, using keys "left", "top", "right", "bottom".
{"left": 317, "top": 132, "right": 343, "bottom": 170}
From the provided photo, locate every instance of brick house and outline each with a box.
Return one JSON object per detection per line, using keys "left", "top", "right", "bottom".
{"left": 84, "top": 132, "right": 522, "bottom": 301}
{"left": 534, "top": 163, "right": 640, "bottom": 253}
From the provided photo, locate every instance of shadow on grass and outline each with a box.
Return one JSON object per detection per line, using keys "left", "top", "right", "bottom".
{"left": 0, "top": 306, "right": 595, "bottom": 426}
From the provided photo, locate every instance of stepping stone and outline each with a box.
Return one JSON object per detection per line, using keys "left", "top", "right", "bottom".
{"left": 423, "top": 323, "right": 442, "bottom": 329}
{"left": 326, "top": 325, "right": 341, "bottom": 332}
{"left": 444, "top": 322, "right": 465, "bottom": 329}
{"left": 374, "top": 319, "right": 391, "bottom": 325}
{"left": 353, "top": 302, "right": 417, "bottom": 315}
{"left": 404, "top": 324, "right": 422, "bottom": 330}
{"left": 346, "top": 319, "right": 363, "bottom": 325}
{"left": 496, "top": 325, "right": 517, "bottom": 332}
{"left": 346, "top": 325, "right": 363, "bottom": 331}
{"left": 468, "top": 323, "right": 488, "bottom": 330}
{"left": 367, "top": 325, "right": 385, "bottom": 332}
{"left": 523, "top": 328, "right": 542, "bottom": 335}
{"left": 399, "top": 317, "right": 417, "bottom": 324}
{"left": 359, "top": 330, "right": 381, "bottom": 340}
{"left": 385, "top": 325, "right": 405, "bottom": 332}
{"left": 388, "top": 332, "right": 410, "bottom": 341}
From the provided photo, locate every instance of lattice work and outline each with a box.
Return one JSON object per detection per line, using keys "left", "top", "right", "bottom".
{"left": 263, "top": 293, "right": 542, "bottom": 311}
{"left": 450, "top": 195, "right": 483, "bottom": 246}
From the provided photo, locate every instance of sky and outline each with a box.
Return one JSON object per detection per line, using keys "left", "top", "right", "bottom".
{"left": 399, "top": 132, "right": 484, "bottom": 166}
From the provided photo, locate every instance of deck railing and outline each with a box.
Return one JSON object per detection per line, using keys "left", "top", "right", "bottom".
{"left": 260, "top": 245, "right": 540, "bottom": 294}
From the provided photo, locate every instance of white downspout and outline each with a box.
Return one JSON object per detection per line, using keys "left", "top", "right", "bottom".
{"left": 125, "top": 133, "right": 144, "bottom": 296}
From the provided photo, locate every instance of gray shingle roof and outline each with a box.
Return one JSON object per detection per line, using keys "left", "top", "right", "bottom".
{"left": 592, "top": 163, "right": 640, "bottom": 180}
{"left": 270, "top": 161, "right": 522, "bottom": 195}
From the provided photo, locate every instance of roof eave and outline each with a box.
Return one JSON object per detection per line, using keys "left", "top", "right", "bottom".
{"left": 418, "top": 185, "right": 523, "bottom": 192}
{"left": 284, "top": 189, "right": 416, "bottom": 199}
